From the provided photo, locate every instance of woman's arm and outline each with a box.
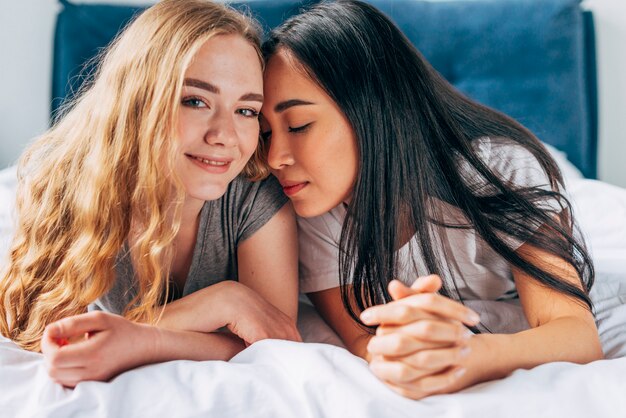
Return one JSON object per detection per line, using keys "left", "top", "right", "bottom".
{"left": 160, "top": 279, "right": 301, "bottom": 345}
{"left": 42, "top": 200, "right": 301, "bottom": 389}
{"left": 237, "top": 202, "right": 299, "bottom": 323}
{"left": 307, "top": 274, "right": 462, "bottom": 361}
{"left": 361, "top": 243, "right": 603, "bottom": 399}
{"left": 459, "top": 243, "right": 603, "bottom": 382}
{"left": 42, "top": 279, "right": 290, "bottom": 387}
{"left": 41, "top": 310, "right": 246, "bottom": 388}
{"left": 42, "top": 279, "right": 301, "bottom": 388}
{"left": 308, "top": 286, "right": 372, "bottom": 360}
{"left": 159, "top": 202, "right": 301, "bottom": 343}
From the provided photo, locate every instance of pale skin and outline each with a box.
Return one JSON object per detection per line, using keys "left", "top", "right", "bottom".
{"left": 40, "top": 35, "right": 301, "bottom": 388}
{"left": 261, "top": 49, "right": 603, "bottom": 400}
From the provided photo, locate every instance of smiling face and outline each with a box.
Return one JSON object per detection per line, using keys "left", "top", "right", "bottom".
{"left": 175, "top": 34, "right": 263, "bottom": 205}
{"left": 261, "top": 50, "right": 359, "bottom": 218}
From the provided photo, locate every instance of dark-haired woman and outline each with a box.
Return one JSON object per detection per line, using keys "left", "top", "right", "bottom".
{"left": 260, "top": 0, "right": 603, "bottom": 399}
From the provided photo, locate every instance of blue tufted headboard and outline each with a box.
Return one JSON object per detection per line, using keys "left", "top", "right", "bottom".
{"left": 52, "top": 0, "right": 598, "bottom": 178}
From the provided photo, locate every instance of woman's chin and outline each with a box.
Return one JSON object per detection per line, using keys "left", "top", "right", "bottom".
{"left": 292, "top": 199, "right": 338, "bottom": 219}
{"left": 186, "top": 184, "right": 228, "bottom": 203}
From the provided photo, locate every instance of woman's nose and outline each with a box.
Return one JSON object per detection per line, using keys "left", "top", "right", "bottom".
{"left": 266, "top": 133, "right": 295, "bottom": 169}
{"left": 204, "top": 110, "right": 237, "bottom": 147}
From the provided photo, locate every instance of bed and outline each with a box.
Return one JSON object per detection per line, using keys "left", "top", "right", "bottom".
{"left": 2, "top": 0, "right": 626, "bottom": 417}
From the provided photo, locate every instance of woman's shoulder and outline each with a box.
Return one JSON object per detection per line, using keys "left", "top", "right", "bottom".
{"left": 470, "top": 136, "right": 536, "bottom": 165}
{"left": 225, "top": 175, "right": 286, "bottom": 205}
{"left": 214, "top": 175, "right": 288, "bottom": 243}
{"left": 465, "top": 136, "right": 551, "bottom": 190}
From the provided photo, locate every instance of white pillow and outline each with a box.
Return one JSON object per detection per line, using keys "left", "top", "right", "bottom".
{"left": 542, "top": 142, "right": 584, "bottom": 181}
{"left": 0, "top": 165, "right": 17, "bottom": 189}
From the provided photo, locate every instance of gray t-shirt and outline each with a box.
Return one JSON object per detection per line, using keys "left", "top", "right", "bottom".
{"left": 298, "top": 137, "right": 562, "bottom": 333}
{"left": 94, "top": 175, "right": 287, "bottom": 314}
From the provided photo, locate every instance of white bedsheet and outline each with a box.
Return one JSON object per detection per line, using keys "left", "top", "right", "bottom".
{"left": 2, "top": 340, "right": 626, "bottom": 418}
{"left": 2, "top": 291, "right": 626, "bottom": 418}
{"left": 1, "top": 160, "right": 625, "bottom": 417}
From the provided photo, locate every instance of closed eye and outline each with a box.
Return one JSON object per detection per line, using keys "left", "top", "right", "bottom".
{"left": 288, "top": 122, "right": 312, "bottom": 133}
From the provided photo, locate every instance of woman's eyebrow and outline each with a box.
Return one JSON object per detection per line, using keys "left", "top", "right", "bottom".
{"left": 184, "top": 78, "right": 219, "bottom": 93}
{"left": 274, "top": 99, "right": 315, "bottom": 113}
{"left": 184, "top": 78, "right": 263, "bottom": 102}
{"left": 240, "top": 93, "right": 264, "bottom": 103}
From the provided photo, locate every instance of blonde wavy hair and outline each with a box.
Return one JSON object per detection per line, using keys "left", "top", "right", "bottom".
{"left": 0, "top": 0, "right": 265, "bottom": 351}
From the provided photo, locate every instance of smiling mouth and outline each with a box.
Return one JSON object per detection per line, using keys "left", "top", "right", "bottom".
{"left": 186, "top": 153, "right": 233, "bottom": 173}
{"left": 190, "top": 155, "right": 229, "bottom": 166}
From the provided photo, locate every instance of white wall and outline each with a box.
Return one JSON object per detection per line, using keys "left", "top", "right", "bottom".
{"left": 0, "top": 0, "right": 59, "bottom": 167}
{"left": 0, "top": 0, "right": 155, "bottom": 168}
{"left": 1, "top": 0, "right": 624, "bottom": 187}
{"left": 583, "top": 0, "right": 626, "bottom": 187}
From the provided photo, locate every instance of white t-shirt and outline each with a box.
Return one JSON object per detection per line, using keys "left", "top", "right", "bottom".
{"left": 298, "top": 137, "right": 562, "bottom": 333}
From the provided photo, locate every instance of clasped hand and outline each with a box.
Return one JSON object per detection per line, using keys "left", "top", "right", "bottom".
{"left": 360, "top": 275, "right": 480, "bottom": 399}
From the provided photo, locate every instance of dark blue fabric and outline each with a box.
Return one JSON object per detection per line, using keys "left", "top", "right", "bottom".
{"left": 583, "top": 10, "right": 598, "bottom": 177}
{"left": 51, "top": 0, "right": 308, "bottom": 113}
{"left": 365, "top": 0, "right": 594, "bottom": 178}
{"left": 51, "top": 0, "right": 597, "bottom": 178}
{"left": 52, "top": 0, "right": 144, "bottom": 114}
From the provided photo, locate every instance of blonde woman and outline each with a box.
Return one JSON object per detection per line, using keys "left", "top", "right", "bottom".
{"left": 0, "top": 0, "right": 300, "bottom": 388}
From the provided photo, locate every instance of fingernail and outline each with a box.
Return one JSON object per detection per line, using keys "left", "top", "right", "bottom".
{"left": 455, "top": 368, "right": 467, "bottom": 378}
{"left": 360, "top": 311, "right": 372, "bottom": 323}
{"left": 467, "top": 312, "right": 480, "bottom": 324}
{"left": 460, "top": 346, "right": 471, "bottom": 357}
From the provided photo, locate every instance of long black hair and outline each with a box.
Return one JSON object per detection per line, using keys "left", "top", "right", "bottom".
{"left": 263, "top": 0, "right": 594, "bottom": 326}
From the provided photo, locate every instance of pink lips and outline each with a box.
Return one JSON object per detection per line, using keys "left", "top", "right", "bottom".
{"left": 281, "top": 182, "right": 308, "bottom": 196}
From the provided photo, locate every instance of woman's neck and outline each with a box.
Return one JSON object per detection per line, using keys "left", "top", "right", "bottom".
{"left": 168, "top": 196, "right": 204, "bottom": 293}
{"left": 127, "top": 195, "right": 204, "bottom": 240}
{"left": 180, "top": 196, "right": 205, "bottom": 226}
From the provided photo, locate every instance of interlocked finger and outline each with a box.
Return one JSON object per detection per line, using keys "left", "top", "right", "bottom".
{"left": 386, "top": 345, "right": 471, "bottom": 371}
{"left": 367, "top": 331, "right": 452, "bottom": 356}
{"left": 376, "top": 319, "right": 473, "bottom": 342}
{"left": 374, "top": 311, "right": 442, "bottom": 336}
{"left": 361, "top": 293, "right": 480, "bottom": 327}
{"left": 369, "top": 358, "right": 432, "bottom": 384}
{"left": 383, "top": 366, "right": 467, "bottom": 400}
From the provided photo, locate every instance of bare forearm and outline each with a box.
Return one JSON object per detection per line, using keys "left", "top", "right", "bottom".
{"left": 140, "top": 284, "right": 246, "bottom": 364}
{"left": 467, "top": 316, "right": 603, "bottom": 384}
{"left": 346, "top": 333, "right": 373, "bottom": 362}
{"left": 146, "top": 327, "right": 246, "bottom": 364}
{"left": 158, "top": 282, "right": 233, "bottom": 333}
{"left": 40, "top": 311, "right": 247, "bottom": 387}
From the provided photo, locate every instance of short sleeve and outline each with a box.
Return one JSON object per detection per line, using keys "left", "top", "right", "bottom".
{"left": 466, "top": 137, "right": 563, "bottom": 213}
{"left": 464, "top": 137, "right": 565, "bottom": 250}
{"left": 298, "top": 205, "right": 347, "bottom": 293}
{"left": 231, "top": 175, "right": 288, "bottom": 243}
